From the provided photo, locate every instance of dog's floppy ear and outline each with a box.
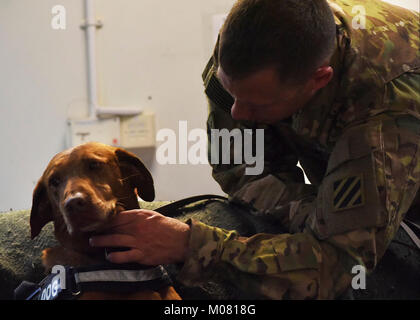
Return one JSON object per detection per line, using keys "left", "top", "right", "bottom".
{"left": 115, "top": 148, "right": 155, "bottom": 201}
{"left": 30, "top": 179, "right": 53, "bottom": 239}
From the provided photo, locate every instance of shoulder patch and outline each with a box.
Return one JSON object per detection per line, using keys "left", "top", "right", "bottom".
{"left": 333, "top": 174, "right": 364, "bottom": 212}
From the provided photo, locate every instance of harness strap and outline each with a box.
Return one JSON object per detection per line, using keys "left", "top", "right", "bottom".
{"left": 72, "top": 264, "right": 172, "bottom": 295}
{"left": 75, "top": 267, "right": 163, "bottom": 283}
{"left": 15, "top": 264, "right": 172, "bottom": 300}
{"left": 155, "top": 194, "right": 228, "bottom": 217}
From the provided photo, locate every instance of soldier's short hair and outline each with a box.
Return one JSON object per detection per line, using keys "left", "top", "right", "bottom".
{"left": 219, "top": 0, "right": 336, "bottom": 84}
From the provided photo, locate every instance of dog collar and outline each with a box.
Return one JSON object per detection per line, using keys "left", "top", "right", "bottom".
{"left": 14, "top": 263, "right": 173, "bottom": 300}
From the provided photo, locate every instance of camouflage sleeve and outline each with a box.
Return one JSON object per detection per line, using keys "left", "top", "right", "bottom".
{"left": 177, "top": 219, "right": 357, "bottom": 299}
{"left": 179, "top": 73, "right": 420, "bottom": 298}
{"left": 205, "top": 57, "right": 316, "bottom": 227}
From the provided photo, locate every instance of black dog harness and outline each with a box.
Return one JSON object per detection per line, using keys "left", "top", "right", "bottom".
{"left": 14, "top": 263, "right": 172, "bottom": 300}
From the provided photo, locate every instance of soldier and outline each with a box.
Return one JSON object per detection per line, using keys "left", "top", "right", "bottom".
{"left": 90, "top": 0, "right": 420, "bottom": 299}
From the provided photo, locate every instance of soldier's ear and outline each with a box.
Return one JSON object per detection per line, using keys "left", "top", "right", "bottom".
{"left": 30, "top": 180, "right": 53, "bottom": 239}
{"left": 115, "top": 148, "right": 155, "bottom": 202}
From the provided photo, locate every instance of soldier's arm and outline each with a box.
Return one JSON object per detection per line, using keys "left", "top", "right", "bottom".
{"left": 178, "top": 111, "right": 420, "bottom": 299}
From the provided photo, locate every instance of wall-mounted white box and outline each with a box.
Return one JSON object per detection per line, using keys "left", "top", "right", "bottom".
{"left": 120, "top": 112, "right": 156, "bottom": 148}
{"left": 67, "top": 117, "right": 120, "bottom": 148}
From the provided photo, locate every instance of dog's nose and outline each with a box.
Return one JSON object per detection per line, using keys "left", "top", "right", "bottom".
{"left": 64, "top": 193, "right": 87, "bottom": 213}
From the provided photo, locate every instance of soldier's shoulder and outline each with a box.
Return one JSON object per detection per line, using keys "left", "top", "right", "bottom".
{"left": 330, "top": 0, "right": 420, "bottom": 83}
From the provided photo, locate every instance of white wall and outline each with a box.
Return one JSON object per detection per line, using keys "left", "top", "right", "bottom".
{"left": 0, "top": 0, "right": 418, "bottom": 212}
{"left": 382, "top": 0, "right": 419, "bottom": 12}
{"left": 0, "top": 0, "right": 88, "bottom": 211}
{"left": 0, "top": 0, "right": 235, "bottom": 211}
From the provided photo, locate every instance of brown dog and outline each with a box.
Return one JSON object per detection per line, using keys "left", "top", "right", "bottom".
{"left": 30, "top": 142, "right": 181, "bottom": 300}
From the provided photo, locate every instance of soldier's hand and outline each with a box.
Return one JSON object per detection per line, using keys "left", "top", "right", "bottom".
{"left": 89, "top": 209, "right": 191, "bottom": 265}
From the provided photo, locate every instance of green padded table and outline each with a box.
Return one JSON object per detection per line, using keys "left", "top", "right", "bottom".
{"left": 1, "top": 199, "right": 419, "bottom": 300}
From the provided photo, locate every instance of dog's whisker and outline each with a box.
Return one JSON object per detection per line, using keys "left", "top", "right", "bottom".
{"left": 118, "top": 173, "right": 142, "bottom": 182}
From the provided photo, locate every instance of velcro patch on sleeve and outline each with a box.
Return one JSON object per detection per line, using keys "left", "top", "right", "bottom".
{"left": 333, "top": 174, "right": 364, "bottom": 212}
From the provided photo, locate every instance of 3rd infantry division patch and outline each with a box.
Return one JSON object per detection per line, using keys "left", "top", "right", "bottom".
{"left": 333, "top": 174, "right": 364, "bottom": 212}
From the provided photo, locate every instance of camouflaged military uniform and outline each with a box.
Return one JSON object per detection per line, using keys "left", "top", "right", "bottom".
{"left": 177, "top": 0, "right": 420, "bottom": 299}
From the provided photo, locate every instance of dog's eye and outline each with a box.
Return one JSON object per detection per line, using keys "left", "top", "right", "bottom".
{"left": 49, "top": 176, "right": 61, "bottom": 188}
{"left": 88, "top": 161, "right": 102, "bottom": 170}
